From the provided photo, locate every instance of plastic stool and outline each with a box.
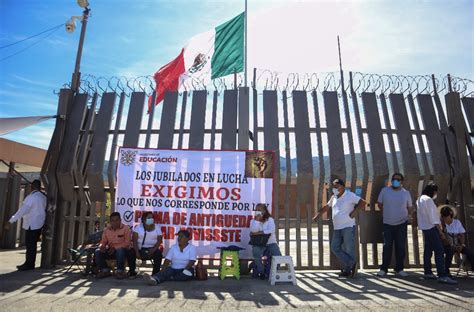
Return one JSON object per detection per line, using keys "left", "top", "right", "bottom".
{"left": 219, "top": 250, "right": 240, "bottom": 280}
{"left": 269, "top": 256, "right": 297, "bottom": 285}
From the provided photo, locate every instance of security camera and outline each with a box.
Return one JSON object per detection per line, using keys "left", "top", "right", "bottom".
{"left": 65, "top": 16, "right": 83, "bottom": 33}
{"left": 65, "top": 18, "right": 76, "bottom": 33}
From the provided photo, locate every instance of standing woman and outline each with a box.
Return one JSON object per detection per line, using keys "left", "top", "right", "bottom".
{"left": 250, "top": 203, "right": 281, "bottom": 279}
{"left": 129, "top": 211, "right": 163, "bottom": 276}
{"left": 416, "top": 182, "right": 457, "bottom": 284}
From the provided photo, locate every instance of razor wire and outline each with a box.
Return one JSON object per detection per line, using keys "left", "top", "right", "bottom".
{"left": 56, "top": 71, "right": 473, "bottom": 98}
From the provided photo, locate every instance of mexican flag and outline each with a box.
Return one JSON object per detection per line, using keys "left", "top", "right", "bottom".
{"left": 150, "top": 12, "right": 244, "bottom": 106}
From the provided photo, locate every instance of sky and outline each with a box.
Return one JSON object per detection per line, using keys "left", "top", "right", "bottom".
{"left": 0, "top": 0, "right": 473, "bottom": 150}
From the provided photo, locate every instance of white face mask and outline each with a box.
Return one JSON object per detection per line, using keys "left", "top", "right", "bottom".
{"left": 432, "top": 194, "right": 437, "bottom": 200}
{"left": 332, "top": 188, "right": 339, "bottom": 196}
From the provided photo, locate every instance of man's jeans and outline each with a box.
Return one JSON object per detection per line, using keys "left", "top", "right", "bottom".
{"left": 151, "top": 267, "right": 195, "bottom": 283}
{"left": 422, "top": 227, "right": 446, "bottom": 277}
{"left": 331, "top": 226, "right": 356, "bottom": 273}
{"left": 380, "top": 221, "right": 407, "bottom": 272}
{"left": 95, "top": 247, "right": 131, "bottom": 272}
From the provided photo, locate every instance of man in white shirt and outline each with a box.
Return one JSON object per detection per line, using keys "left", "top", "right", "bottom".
{"left": 313, "top": 178, "right": 366, "bottom": 277}
{"left": 416, "top": 182, "right": 457, "bottom": 284}
{"left": 7, "top": 180, "right": 47, "bottom": 271}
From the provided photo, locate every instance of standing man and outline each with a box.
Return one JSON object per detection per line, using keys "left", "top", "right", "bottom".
{"left": 376, "top": 173, "right": 412, "bottom": 277}
{"left": 313, "top": 178, "right": 366, "bottom": 277}
{"left": 7, "top": 179, "right": 47, "bottom": 271}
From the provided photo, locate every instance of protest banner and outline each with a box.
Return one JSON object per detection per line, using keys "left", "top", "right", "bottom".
{"left": 116, "top": 147, "right": 274, "bottom": 258}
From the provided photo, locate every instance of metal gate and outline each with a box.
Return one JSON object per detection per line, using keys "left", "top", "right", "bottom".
{"left": 37, "top": 71, "right": 473, "bottom": 270}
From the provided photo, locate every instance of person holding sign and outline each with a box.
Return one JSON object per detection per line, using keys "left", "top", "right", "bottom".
{"left": 143, "top": 230, "right": 196, "bottom": 285}
{"left": 249, "top": 203, "right": 281, "bottom": 280}
{"left": 129, "top": 211, "right": 163, "bottom": 276}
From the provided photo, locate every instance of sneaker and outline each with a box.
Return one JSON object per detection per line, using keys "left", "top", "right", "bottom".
{"left": 376, "top": 270, "right": 387, "bottom": 277}
{"left": 350, "top": 263, "right": 358, "bottom": 278}
{"left": 128, "top": 271, "right": 138, "bottom": 279}
{"left": 396, "top": 270, "right": 409, "bottom": 277}
{"left": 96, "top": 271, "right": 112, "bottom": 279}
{"left": 438, "top": 276, "right": 458, "bottom": 285}
{"left": 258, "top": 273, "right": 266, "bottom": 280}
{"left": 423, "top": 273, "right": 437, "bottom": 280}
{"left": 143, "top": 273, "right": 158, "bottom": 286}
{"left": 17, "top": 265, "right": 35, "bottom": 271}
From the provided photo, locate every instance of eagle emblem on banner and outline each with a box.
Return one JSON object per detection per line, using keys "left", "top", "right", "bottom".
{"left": 189, "top": 53, "right": 208, "bottom": 73}
{"left": 120, "top": 150, "right": 137, "bottom": 166}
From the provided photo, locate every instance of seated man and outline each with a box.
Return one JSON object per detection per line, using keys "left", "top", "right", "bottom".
{"left": 143, "top": 229, "right": 196, "bottom": 285}
{"left": 95, "top": 212, "right": 132, "bottom": 279}
{"left": 440, "top": 206, "right": 474, "bottom": 276}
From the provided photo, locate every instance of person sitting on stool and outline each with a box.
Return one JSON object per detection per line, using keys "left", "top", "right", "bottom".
{"left": 129, "top": 211, "right": 163, "bottom": 276}
{"left": 95, "top": 212, "right": 132, "bottom": 279}
{"left": 440, "top": 205, "right": 474, "bottom": 276}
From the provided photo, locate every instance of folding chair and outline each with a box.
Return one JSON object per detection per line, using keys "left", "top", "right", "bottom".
{"left": 455, "top": 252, "right": 472, "bottom": 277}
{"left": 65, "top": 231, "right": 102, "bottom": 275}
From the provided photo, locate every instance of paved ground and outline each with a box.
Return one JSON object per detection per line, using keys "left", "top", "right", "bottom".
{"left": 1, "top": 247, "right": 474, "bottom": 311}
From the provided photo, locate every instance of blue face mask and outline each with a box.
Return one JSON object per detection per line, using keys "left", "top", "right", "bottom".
{"left": 145, "top": 218, "right": 154, "bottom": 225}
{"left": 392, "top": 180, "right": 401, "bottom": 188}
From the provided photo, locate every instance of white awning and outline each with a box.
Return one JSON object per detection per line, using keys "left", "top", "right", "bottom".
{"left": 0, "top": 116, "right": 56, "bottom": 136}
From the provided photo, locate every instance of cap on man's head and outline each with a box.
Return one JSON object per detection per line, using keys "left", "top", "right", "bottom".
{"left": 332, "top": 178, "right": 345, "bottom": 186}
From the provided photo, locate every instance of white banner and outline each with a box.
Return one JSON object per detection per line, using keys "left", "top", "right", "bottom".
{"left": 115, "top": 148, "right": 274, "bottom": 259}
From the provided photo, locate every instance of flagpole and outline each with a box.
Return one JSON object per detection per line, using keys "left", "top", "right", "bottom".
{"left": 244, "top": 0, "right": 248, "bottom": 87}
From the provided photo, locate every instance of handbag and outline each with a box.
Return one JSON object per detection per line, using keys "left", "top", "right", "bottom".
{"left": 195, "top": 260, "right": 208, "bottom": 281}
{"left": 249, "top": 233, "right": 271, "bottom": 247}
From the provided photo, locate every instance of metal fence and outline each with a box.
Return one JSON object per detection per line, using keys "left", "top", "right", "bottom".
{"left": 32, "top": 70, "right": 474, "bottom": 270}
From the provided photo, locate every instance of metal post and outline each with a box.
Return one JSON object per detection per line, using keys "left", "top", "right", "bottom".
{"left": 252, "top": 67, "right": 257, "bottom": 89}
{"left": 244, "top": 0, "right": 248, "bottom": 87}
{"left": 71, "top": 8, "right": 90, "bottom": 93}
{"left": 447, "top": 74, "right": 453, "bottom": 93}
{"left": 431, "top": 74, "right": 437, "bottom": 94}
{"left": 337, "top": 36, "right": 345, "bottom": 91}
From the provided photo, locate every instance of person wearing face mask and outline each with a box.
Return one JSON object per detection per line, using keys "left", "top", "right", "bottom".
{"left": 440, "top": 206, "right": 474, "bottom": 276}
{"left": 376, "top": 173, "right": 413, "bottom": 278}
{"left": 249, "top": 203, "right": 281, "bottom": 279}
{"left": 129, "top": 211, "right": 163, "bottom": 277}
{"left": 416, "top": 182, "right": 457, "bottom": 284}
{"left": 313, "top": 178, "right": 366, "bottom": 278}
{"left": 143, "top": 230, "right": 196, "bottom": 285}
